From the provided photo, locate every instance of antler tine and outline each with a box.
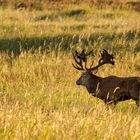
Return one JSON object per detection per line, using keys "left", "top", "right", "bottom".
{"left": 72, "top": 51, "right": 82, "bottom": 66}
{"left": 72, "top": 63, "right": 84, "bottom": 70}
{"left": 103, "top": 49, "right": 107, "bottom": 53}
{"left": 72, "top": 51, "right": 85, "bottom": 70}
{"left": 89, "top": 60, "right": 94, "bottom": 68}
{"left": 86, "top": 49, "right": 115, "bottom": 72}
{"left": 75, "top": 49, "right": 87, "bottom": 62}
{"left": 86, "top": 50, "right": 93, "bottom": 56}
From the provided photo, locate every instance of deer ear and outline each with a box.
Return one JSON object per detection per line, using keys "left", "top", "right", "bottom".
{"left": 91, "top": 69, "right": 98, "bottom": 74}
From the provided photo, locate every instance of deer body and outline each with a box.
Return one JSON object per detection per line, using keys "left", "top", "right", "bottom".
{"left": 76, "top": 71, "right": 140, "bottom": 106}
{"left": 72, "top": 49, "right": 140, "bottom": 107}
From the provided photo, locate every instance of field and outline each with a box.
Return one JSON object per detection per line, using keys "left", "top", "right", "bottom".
{"left": 0, "top": 2, "right": 140, "bottom": 140}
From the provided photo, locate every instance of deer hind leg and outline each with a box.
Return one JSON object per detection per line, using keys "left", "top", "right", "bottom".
{"left": 137, "top": 91, "right": 140, "bottom": 108}
{"left": 135, "top": 99, "right": 139, "bottom": 108}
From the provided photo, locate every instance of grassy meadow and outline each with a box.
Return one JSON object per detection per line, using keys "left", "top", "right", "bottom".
{"left": 0, "top": 2, "right": 140, "bottom": 140}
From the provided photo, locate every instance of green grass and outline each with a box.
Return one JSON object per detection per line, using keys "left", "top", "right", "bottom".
{"left": 0, "top": 4, "right": 140, "bottom": 140}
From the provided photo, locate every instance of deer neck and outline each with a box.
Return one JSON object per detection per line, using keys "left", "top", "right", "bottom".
{"left": 86, "top": 75, "right": 102, "bottom": 95}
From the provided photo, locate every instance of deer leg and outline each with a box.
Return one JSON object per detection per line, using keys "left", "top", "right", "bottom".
{"left": 130, "top": 89, "right": 140, "bottom": 108}
{"left": 135, "top": 99, "right": 139, "bottom": 108}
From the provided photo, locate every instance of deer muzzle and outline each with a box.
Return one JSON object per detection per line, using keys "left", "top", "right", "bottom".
{"left": 76, "top": 79, "right": 81, "bottom": 85}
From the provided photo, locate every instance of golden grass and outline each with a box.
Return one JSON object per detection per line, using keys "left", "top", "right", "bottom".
{"left": 0, "top": 51, "right": 140, "bottom": 139}
{"left": 0, "top": 5, "right": 140, "bottom": 140}
{"left": 0, "top": 7, "right": 139, "bottom": 38}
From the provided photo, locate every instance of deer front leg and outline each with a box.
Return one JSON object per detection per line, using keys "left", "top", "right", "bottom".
{"left": 135, "top": 99, "right": 139, "bottom": 108}
{"left": 130, "top": 90, "right": 140, "bottom": 108}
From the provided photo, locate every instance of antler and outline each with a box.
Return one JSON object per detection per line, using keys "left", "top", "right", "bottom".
{"left": 72, "top": 49, "right": 114, "bottom": 72}
{"left": 86, "top": 49, "right": 114, "bottom": 71}
{"left": 72, "top": 51, "right": 84, "bottom": 70}
{"left": 72, "top": 49, "right": 93, "bottom": 70}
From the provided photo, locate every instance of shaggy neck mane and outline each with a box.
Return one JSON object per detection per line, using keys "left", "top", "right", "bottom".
{"left": 86, "top": 73, "right": 102, "bottom": 95}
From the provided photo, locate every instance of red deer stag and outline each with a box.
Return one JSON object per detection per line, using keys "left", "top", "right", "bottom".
{"left": 72, "top": 49, "right": 140, "bottom": 107}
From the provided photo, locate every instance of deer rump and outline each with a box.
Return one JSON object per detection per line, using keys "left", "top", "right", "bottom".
{"left": 93, "top": 76, "right": 140, "bottom": 105}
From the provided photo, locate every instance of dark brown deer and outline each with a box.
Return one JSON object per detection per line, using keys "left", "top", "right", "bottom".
{"left": 72, "top": 49, "right": 140, "bottom": 107}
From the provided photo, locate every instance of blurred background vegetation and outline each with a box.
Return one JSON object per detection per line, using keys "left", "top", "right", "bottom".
{"left": 0, "top": 0, "right": 140, "bottom": 11}
{"left": 0, "top": 0, "right": 139, "bottom": 56}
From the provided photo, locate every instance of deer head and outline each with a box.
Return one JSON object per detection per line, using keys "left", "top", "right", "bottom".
{"left": 72, "top": 49, "right": 115, "bottom": 93}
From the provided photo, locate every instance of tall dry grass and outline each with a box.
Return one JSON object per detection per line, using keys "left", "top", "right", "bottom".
{"left": 0, "top": 3, "right": 140, "bottom": 140}
{"left": 0, "top": 51, "right": 140, "bottom": 139}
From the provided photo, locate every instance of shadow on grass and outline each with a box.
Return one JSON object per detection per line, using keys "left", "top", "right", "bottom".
{"left": 0, "top": 30, "right": 139, "bottom": 57}
{"left": 34, "top": 9, "right": 86, "bottom": 22}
